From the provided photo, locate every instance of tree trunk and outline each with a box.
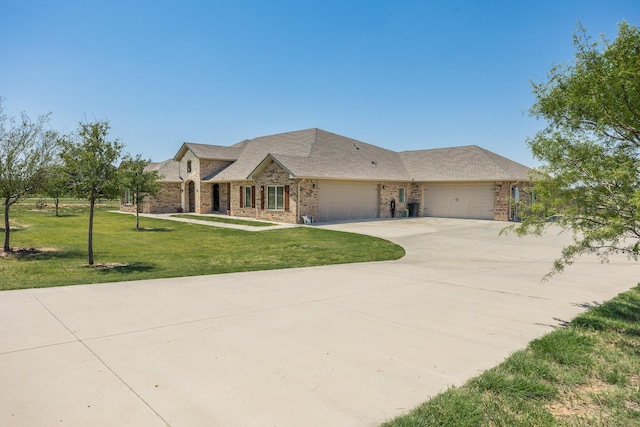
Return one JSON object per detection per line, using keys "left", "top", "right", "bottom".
{"left": 88, "top": 198, "right": 95, "bottom": 265}
{"left": 3, "top": 199, "right": 10, "bottom": 253}
{"left": 136, "top": 199, "right": 140, "bottom": 230}
{"left": 55, "top": 198, "right": 59, "bottom": 217}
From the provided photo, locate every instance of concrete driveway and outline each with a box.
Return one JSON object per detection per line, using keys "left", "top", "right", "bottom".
{"left": 1, "top": 218, "right": 639, "bottom": 426}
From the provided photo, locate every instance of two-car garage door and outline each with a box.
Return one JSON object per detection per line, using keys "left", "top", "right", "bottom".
{"left": 316, "top": 181, "right": 495, "bottom": 222}
{"left": 317, "top": 180, "right": 378, "bottom": 222}
{"left": 423, "top": 183, "right": 495, "bottom": 220}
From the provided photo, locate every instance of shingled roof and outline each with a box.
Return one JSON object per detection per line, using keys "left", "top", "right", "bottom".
{"left": 399, "top": 145, "right": 532, "bottom": 181}
{"left": 146, "top": 159, "right": 180, "bottom": 182}
{"left": 174, "top": 142, "right": 243, "bottom": 161}
{"left": 172, "top": 128, "right": 532, "bottom": 182}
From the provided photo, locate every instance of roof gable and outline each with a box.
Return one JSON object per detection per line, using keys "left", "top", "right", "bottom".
{"left": 247, "top": 154, "right": 295, "bottom": 180}
{"left": 174, "top": 142, "right": 242, "bottom": 161}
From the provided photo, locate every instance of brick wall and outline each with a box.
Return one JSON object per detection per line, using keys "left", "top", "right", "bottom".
{"left": 379, "top": 182, "right": 412, "bottom": 218}
{"left": 145, "top": 182, "right": 182, "bottom": 213}
{"left": 200, "top": 183, "right": 212, "bottom": 213}
{"left": 120, "top": 182, "right": 182, "bottom": 214}
{"left": 298, "top": 180, "right": 318, "bottom": 222}
{"left": 493, "top": 181, "right": 511, "bottom": 221}
{"left": 493, "top": 181, "right": 532, "bottom": 221}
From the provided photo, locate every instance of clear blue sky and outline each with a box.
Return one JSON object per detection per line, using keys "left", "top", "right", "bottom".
{"left": 1, "top": 1, "right": 638, "bottom": 166}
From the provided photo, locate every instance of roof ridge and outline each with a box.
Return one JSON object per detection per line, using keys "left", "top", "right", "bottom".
{"left": 476, "top": 146, "right": 529, "bottom": 177}
{"left": 474, "top": 146, "right": 507, "bottom": 176}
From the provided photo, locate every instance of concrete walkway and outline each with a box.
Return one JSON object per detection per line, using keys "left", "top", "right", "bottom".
{"left": 1, "top": 218, "right": 639, "bottom": 426}
{"left": 134, "top": 212, "right": 298, "bottom": 232}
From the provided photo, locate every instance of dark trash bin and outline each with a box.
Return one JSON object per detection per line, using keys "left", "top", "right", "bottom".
{"left": 408, "top": 203, "right": 419, "bottom": 217}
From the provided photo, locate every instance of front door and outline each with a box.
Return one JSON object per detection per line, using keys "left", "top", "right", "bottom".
{"left": 213, "top": 184, "right": 220, "bottom": 211}
{"left": 188, "top": 181, "right": 195, "bottom": 212}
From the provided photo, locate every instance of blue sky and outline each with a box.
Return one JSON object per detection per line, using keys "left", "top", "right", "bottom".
{"left": 1, "top": 1, "right": 638, "bottom": 166}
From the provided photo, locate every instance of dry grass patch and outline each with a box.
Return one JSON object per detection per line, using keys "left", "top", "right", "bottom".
{"left": 1, "top": 247, "right": 61, "bottom": 257}
{"left": 547, "top": 380, "right": 613, "bottom": 421}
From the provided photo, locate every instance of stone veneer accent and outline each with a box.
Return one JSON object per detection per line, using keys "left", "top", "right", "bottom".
{"left": 229, "top": 160, "right": 299, "bottom": 223}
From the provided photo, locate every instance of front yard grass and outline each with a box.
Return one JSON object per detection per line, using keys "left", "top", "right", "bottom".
{"left": 0, "top": 201, "right": 404, "bottom": 290}
{"left": 382, "top": 284, "right": 640, "bottom": 427}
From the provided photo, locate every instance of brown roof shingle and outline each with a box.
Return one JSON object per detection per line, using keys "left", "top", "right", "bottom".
{"left": 146, "top": 159, "right": 181, "bottom": 182}
{"left": 171, "top": 129, "right": 532, "bottom": 182}
{"left": 399, "top": 145, "right": 532, "bottom": 181}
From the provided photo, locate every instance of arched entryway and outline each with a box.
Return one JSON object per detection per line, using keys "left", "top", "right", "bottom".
{"left": 187, "top": 181, "right": 196, "bottom": 213}
{"left": 213, "top": 183, "right": 220, "bottom": 212}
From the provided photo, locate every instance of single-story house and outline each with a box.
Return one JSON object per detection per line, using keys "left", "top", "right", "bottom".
{"left": 121, "top": 128, "right": 532, "bottom": 223}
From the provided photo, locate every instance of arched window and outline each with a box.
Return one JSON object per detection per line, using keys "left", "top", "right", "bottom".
{"left": 187, "top": 160, "right": 192, "bottom": 173}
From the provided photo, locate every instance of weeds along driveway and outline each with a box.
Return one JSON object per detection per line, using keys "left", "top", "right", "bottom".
{"left": 1, "top": 217, "right": 640, "bottom": 426}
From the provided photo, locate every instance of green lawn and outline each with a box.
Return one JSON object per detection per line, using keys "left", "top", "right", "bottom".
{"left": 382, "top": 285, "right": 640, "bottom": 427}
{"left": 0, "top": 200, "right": 404, "bottom": 290}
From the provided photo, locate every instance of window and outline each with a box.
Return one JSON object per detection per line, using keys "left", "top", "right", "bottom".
{"left": 267, "top": 186, "right": 284, "bottom": 210}
{"left": 399, "top": 187, "right": 406, "bottom": 203}
{"left": 124, "top": 189, "right": 133, "bottom": 205}
{"left": 240, "top": 185, "right": 256, "bottom": 208}
{"left": 242, "top": 186, "right": 255, "bottom": 208}
{"left": 187, "top": 160, "right": 192, "bottom": 173}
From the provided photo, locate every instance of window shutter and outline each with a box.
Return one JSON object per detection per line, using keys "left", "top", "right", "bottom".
{"left": 251, "top": 186, "right": 256, "bottom": 208}
{"left": 260, "top": 186, "right": 265, "bottom": 209}
{"left": 239, "top": 186, "right": 244, "bottom": 208}
{"left": 284, "top": 185, "right": 290, "bottom": 211}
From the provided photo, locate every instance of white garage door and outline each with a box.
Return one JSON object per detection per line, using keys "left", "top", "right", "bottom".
{"left": 317, "top": 181, "right": 379, "bottom": 222}
{"left": 423, "top": 183, "right": 495, "bottom": 220}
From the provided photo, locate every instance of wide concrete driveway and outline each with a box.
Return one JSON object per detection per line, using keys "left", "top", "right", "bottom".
{"left": 1, "top": 218, "right": 639, "bottom": 426}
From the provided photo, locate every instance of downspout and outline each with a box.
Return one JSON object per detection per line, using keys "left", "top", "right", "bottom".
{"left": 297, "top": 180, "right": 301, "bottom": 224}
{"left": 255, "top": 181, "right": 259, "bottom": 220}
{"left": 509, "top": 181, "right": 520, "bottom": 221}
{"left": 178, "top": 161, "right": 184, "bottom": 212}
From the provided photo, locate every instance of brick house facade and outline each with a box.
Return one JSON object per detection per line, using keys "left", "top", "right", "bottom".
{"left": 121, "top": 129, "right": 532, "bottom": 223}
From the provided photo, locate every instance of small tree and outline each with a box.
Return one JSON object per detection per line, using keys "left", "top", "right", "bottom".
{"left": 513, "top": 22, "right": 640, "bottom": 276}
{"left": 42, "top": 163, "right": 70, "bottom": 217}
{"left": 0, "top": 99, "right": 58, "bottom": 253}
{"left": 60, "top": 120, "right": 123, "bottom": 265}
{"left": 120, "top": 154, "right": 161, "bottom": 229}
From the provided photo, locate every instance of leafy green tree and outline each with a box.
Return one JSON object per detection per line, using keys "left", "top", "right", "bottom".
{"left": 60, "top": 120, "right": 123, "bottom": 265}
{"left": 120, "top": 154, "right": 162, "bottom": 229}
{"left": 513, "top": 22, "right": 640, "bottom": 276}
{"left": 0, "top": 99, "right": 58, "bottom": 252}
{"left": 42, "top": 163, "right": 70, "bottom": 217}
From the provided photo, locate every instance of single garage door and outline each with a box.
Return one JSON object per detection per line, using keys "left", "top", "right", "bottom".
{"left": 423, "top": 183, "right": 495, "bottom": 220}
{"left": 317, "top": 180, "right": 379, "bottom": 222}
